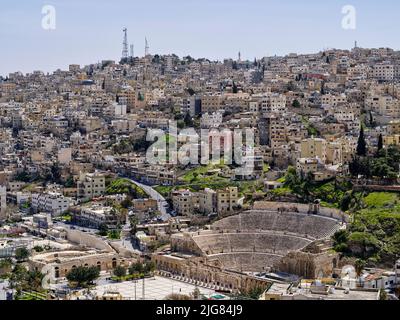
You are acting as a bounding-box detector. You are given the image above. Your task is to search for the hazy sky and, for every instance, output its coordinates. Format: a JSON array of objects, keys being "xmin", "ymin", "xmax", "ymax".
[{"xmin": 1, "ymin": 0, "xmax": 399, "ymax": 76}]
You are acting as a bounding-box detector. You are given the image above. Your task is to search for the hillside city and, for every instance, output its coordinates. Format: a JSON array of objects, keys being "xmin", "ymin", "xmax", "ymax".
[{"xmin": 1, "ymin": 41, "xmax": 400, "ymax": 301}]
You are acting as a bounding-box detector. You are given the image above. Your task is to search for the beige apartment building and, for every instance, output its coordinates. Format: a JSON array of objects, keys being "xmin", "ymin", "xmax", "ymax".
[
  {"xmin": 383, "ymin": 135, "xmax": 400, "ymax": 147},
  {"xmin": 172, "ymin": 187, "xmax": 240, "ymax": 216},
  {"xmin": 75, "ymin": 205, "xmax": 123, "ymax": 229},
  {"xmin": 77, "ymin": 172, "xmax": 106, "ymax": 201},
  {"xmin": 261, "ymin": 94, "xmax": 287, "ymax": 113},
  {"xmin": 301, "ymin": 138, "xmax": 327, "ymax": 163},
  {"xmin": 371, "ymin": 63, "xmax": 394, "ymax": 81},
  {"xmin": 0, "ymin": 186, "xmax": 6, "ymax": 220},
  {"xmin": 216, "ymin": 187, "xmax": 239, "ymax": 215},
  {"xmin": 387, "ymin": 120, "xmax": 400, "ymax": 135},
  {"xmin": 198, "ymin": 188, "xmax": 217, "ymax": 214},
  {"xmin": 201, "ymin": 94, "xmax": 224, "ymax": 113},
  {"xmin": 268, "ymin": 116, "xmax": 287, "ymax": 149},
  {"xmin": 326, "ymin": 142, "xmax": 343, "ymax": 165},
  {"xmin": 117, "ymin": 88, "xmax": 137, "ymax": 111},
  {"xmin": 366, "ymin": 95, "xmax": 400, "ymax": 117},
  {"xmin": 296, "ymin": 158, "xmax": 319, "ymax": 175},
  {"xmin": 321, "ymin": 93, "xmax": 347, "ymax": 106},
  {"xmin": 172, "ymin": 189, "xmax": 197, "ymax": 216}
]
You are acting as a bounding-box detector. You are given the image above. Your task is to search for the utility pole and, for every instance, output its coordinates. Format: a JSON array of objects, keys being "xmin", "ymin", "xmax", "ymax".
[
  {"xmin": 142, "ymin": 276, "xmax": 145, "ymax": 300},
  {"xmin": 134, "ymin": 280, "xmax": 137, "ymax": 300}
]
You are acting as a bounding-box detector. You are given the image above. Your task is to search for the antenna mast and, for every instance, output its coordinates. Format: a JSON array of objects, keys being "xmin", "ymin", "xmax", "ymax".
[{"xmin": 122, "ymin": 28, "xmax": 129, "ymax": 59}]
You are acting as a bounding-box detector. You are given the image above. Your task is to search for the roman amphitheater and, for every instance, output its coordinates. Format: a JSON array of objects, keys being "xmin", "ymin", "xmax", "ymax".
[{"xmin": 169, "ymin": 202, "xmax": 347, "ymax": 276}]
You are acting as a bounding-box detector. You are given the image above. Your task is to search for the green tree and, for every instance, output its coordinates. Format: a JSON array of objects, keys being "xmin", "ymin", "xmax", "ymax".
[
  {"xmin": 129, "ymin": 216, "xmax": 139, "ymax": 236},
  {"xmin": 354, "ymin": 259, "xmax": 365, "ymax": 288},
  {"xmin": 232, "ymin": 81, "xmax": 238, "ymax": 94},
  {"xmin": 0, "ymin": 258, "xmax": 12, "ymax": 269},
  {"xmin": 47, "ymin": 162, "xmax": 62, "ymax": 183},
  {"xmin": 98, "ymin": 223, "xmax": 108, "ymax": 236},
  {"xmin": 144, "ymin": 261, "xmax": 156, "ymax": 274},
  {"xmin": 177, "ymin": 120, "xmax": 185, "ymax": 129},
  {"xmin": 113, "ymin": 266, "xmax": 127, "ymax": 278},
  {"xmin": 129, "ymin": 262, "xmax": 144, "ymax": 275},
  {"xmin": 339, "ymin": 192, "xmax": 352, "ymax": 212},
  {"xmin": 377, "ymin": 134, "xmax": 383, "ymax": 154},
  {"xmin": 356, "ymin": 126, "xmax": 367, "ymax": 156},
  {"xmin": 186, "ymin": 88, "xmax": 195, "ymax": 96},
  {"xmin": 108, "ymin": 229, "xmax": 121, "ymax": 240},
  {"xmin": 15, "ymin": 248, "xmax": 30, "ymax": 262},
  {"xmin": 120, "ymin": 198, "xmax": 133, "ymax": 209},
  {"xmin": 15, "ymin": 171, "xmax": 31, "ymax": 182},
  {"xmin": 64, "ymin": 175, "xmax": 75, "ymax": 188},
  {"xmin": 66, "ymin": 266, "xmax": 100, "ymax": 288},
  {"xmin": 379, "ymin": 290, "xmax": 388, "ymax": 300},
  {"xmin": 9, "ymin": 264, "xmax": 44, "ymax": 292},
  {"xmin": 184, "ymin": 112, "xmax": 193, "ymax": 127},
  {"xmin": 292, "ymin": 99, "xmax": 301, "ymax": 108},
  {"xmin": 33, "ymin": 246, "xmax": 44, "ymax": 253}
]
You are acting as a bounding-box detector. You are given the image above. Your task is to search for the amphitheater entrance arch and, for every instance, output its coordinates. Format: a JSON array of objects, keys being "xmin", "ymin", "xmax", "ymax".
[{"xmin": 112, "ymin": 258, "xmax": 117, "ymax": 268}]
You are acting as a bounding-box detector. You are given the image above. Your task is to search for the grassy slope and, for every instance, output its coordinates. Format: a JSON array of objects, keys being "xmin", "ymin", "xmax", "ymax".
[
  {"xmin": 106, "ymin": 178, "xmax": 147, "ymax": 198},
  {"xmin": 343, "ymin": 192, "xmax": 400, "ymax": 266}
]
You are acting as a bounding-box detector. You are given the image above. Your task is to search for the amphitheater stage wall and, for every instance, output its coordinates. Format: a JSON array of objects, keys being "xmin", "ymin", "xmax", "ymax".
[
  {"xmin": 274, "ymin": 251, "xmax": 339, "ymax": 279},
  {"xmin": 171, "ymin": 234, "xmax": 204, "ymax": 256},
  {"xmin": 152, "ymin": 254, "xmax": 271, "ymax": 293}
]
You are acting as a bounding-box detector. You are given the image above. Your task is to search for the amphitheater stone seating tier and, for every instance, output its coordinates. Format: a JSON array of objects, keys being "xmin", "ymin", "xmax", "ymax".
[
  {"xmin": 211, "ymin": 210, "xmax": 341, "ymax": 240},
  {"xmin": 207, "ymin": 253, "xmax": 283, "ymax": 273},
  {"xmin": 192, "ymin": 232, "xmax": 312, "ymax": 255},
  {"xmin": 183, "ymin": 209, "xmax": 342, "ymax": 273}
]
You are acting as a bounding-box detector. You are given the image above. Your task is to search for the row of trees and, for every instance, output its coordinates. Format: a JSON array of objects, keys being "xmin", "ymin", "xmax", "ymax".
[
  {"xmin": 9, "ymin": 264, "xmax": 44, "ymax": 295},
  {"xmin": 65, "ymin": 261, "xmax": 157, "ymax": 287},
  {"xmin": 350, "ymin": 144, "xmax": 400, "ymax": 179},
  {"xmin": 112, "ymin": 261, "xmax": 156, "ymax": 280}
]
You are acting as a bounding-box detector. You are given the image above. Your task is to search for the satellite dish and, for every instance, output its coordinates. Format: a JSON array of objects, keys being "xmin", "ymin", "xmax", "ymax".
[{"xmin": 341, "ymin": 265, "xmax": 356, "ymax": 278}]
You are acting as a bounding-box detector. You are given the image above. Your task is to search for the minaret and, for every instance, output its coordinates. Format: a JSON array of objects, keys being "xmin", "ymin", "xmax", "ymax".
[
  {"xmin": 238, "ymin": 51, "xmax": 241, "ymax": 62},
  {"xmin": 145, "ymin": 37, "xmax": 150, "ymax": 57},
  {"xmin": 130, "ymin": 44, "xmax": 134, "ymax": 58}
]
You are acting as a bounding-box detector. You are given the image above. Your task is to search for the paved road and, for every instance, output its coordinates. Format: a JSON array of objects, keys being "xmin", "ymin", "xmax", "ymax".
[
  {"xmin": 125, "ymin": 178, "xmax": 171, "ymax": 220},
  {"xmin": 54, "ymin": 221, "xmax": 98, "ymax": 234}
]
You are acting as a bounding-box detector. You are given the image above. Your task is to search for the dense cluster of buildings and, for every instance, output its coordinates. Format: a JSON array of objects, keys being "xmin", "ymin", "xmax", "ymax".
[{"xmin": 1, "ymin": 44, "xmax": 400, "ymax": 300}]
